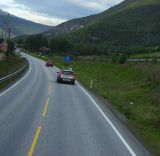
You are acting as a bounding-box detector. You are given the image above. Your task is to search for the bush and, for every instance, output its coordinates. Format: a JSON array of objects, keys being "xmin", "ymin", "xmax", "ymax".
[
  {"xmin": 119, "ymin": 55, "xmax": 127, "ymax": 64},
  {"xmin": 152, "ymin": 58, "xmax": 158, "ymax": 64},
  {"xmin": 6, "ymin": 40, "xmax": 15, "ymax": 56},
  {"xmin": 111, "ymin": 55, "xmax": 118, "ymax": 63}
]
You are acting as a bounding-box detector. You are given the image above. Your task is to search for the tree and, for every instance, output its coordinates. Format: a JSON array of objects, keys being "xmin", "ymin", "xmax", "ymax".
[
  {"xmin": 0, "ymin": 38, "xmax": 4, "ymax": 44},
  {"xmin": 6, "ymin": 39, "xmax": 15, "ymax": 56},
  {"xmin": 25, "ymin": 35, "xmax": 48, "ymax": 51},
  {"xmin": 17, "ymin": 39, "xmax": 24, "ymax": 44},
  {"xmin": 49, "ymin": 38, "xmax": 72, "ymax": 53},
  {"xmin": 119, "ymin": 54, "xmax": 127, "ymax": 64}
]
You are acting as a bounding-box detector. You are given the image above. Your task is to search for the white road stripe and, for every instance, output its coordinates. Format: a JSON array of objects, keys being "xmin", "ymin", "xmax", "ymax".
[
  {"xmin": 0, "ymin": 60, "xmax": 31, "ymax": 97},
  {"xmin": 77, "ymin": 82, "xmax": 136, "ymax": 156}
]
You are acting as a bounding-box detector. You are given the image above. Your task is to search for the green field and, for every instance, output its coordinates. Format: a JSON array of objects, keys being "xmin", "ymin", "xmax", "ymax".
[{"xmin": 62, "ymin": 60, "xmax": 160, "ymax": 156}]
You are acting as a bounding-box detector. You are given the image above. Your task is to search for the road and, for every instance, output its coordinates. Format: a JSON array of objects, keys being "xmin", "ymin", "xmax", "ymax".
[{"xmin": 0, "ymin": 53, "xmax": 151, "ymax": 156}]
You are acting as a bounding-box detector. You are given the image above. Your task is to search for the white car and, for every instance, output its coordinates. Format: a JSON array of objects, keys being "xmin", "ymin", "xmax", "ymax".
[{"xmin": 57, "ymin": 69, "xmax": 76, "ymax": 85}]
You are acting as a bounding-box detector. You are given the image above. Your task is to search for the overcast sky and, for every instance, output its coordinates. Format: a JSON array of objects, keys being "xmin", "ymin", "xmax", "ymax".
[{"xmin": 0, "ymin": 0, "xmax": 124, "ymax": 26}]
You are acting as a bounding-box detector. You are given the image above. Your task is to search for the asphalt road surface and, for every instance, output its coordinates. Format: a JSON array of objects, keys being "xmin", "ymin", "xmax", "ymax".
[{"xmin": 0, "ymin": 53, "xmax": 151, "ymax": 156}]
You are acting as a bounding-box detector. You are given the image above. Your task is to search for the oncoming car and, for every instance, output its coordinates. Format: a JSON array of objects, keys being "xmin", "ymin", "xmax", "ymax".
[
  {"xmin": 57, "ymin": 69, "xmax": 76, "ymax": 85},
  {"xmin": 46, "ymin": 60, "xmax": 54, "ymax": 67}
]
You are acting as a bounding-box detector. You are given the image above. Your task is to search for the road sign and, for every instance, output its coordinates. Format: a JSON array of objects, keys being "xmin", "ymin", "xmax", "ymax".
[{"xmin": 64, "ymin": 56, "xmax": 73, "ymax": 63}]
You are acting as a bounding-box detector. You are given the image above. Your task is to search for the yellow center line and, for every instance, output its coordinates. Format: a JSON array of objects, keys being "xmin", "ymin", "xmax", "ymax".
[
  {"xmin": 48, "ymin": 72, "xmax": 52, "ymax": 82},
  {"xmin": 42, "ymin": 98, "xmax": 49, "ymax": 118},
  {"xmin": 28, "ymin": 126, "xmax": 42, "ymax": 156}
]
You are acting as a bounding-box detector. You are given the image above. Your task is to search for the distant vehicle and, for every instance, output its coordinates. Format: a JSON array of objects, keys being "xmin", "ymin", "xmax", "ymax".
[
  {"xmin": 57, "ymin": 69, "xmax": 75, "ymax": 85},
  {"xmin": 46, "ymin": 60, "xmax": 54, "ymax": 67}
]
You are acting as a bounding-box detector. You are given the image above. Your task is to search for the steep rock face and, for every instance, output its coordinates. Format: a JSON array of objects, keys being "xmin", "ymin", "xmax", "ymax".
[{"xmin": 42, "ymin": 7, "xmax": 112, "ymax": 38}]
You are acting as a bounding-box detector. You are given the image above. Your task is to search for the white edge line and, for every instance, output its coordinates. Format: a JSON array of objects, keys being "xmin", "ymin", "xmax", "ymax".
[
  {"xmin": 0, "ymin": 60, "xmax": 31, "ymax": 97},
  {"xmin": 77, "ymin": 82, "xmax": 136, "ymax": 156}
]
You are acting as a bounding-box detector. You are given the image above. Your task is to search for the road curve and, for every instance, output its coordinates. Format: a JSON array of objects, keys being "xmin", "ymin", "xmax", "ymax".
[{"xmin": 0, "ymin": 53, "xmax": 151, "ymax": 156}]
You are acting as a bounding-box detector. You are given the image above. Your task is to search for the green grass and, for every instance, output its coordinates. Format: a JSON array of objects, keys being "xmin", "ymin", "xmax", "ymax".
[
  {"xmin": 0, "ymin": 54, "xmax": 25, "ymax": 90},
  {"xmin": 72, "ymin": 62, "xmax": 160, "ymax": 156},
  {"xmin": 131, "ymin": 51, "xmax": 160, "ymax": 58},
  {"xmin": 29, "ymin": 53, "xmax": 160, "ymax": 155},
  {"xmin": 0, "ymin": 55, "xmax": 25, "ymax": 77},
  {"xmin": 57, "ymin": 59, "xmax": 160, "ymax": 156}
]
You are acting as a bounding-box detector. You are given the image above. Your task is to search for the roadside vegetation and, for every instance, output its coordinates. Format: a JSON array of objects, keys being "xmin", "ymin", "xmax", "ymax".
[
  {"xmin": 29, "ymin": 52, "xmax": 160, "ymax": 156},
  {"xmin": 130, "ymin": 51, "xmax": 160, "ymax": 59},
  {"xmin": 0, "ymin": 39, "xmax": 26, "ymax": 90},
  {"xmin": 0, "ymin": 55, "xmax": 25, "ymax": 78},
  {"xmin": 72, "ymin": 61, "xmax": 160, "ymax": 156}
]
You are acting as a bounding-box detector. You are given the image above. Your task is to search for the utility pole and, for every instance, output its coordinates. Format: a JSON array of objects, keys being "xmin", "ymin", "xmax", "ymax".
[
  {"xmin": 6, "ymin": 13, "xmax": 10, "ymax": 40},
  {"xmin": 8, "ymin": 13, "xmax": 11, "ymax": 39},
  {"xmin": 3, "ymin": 13, "xmax": 10, "ymax": 41}
]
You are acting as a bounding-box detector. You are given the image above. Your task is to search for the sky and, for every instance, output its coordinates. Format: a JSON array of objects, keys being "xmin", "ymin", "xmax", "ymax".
[{"xmin": 0, "ymin": 0, "xmax": 124, "ymax": 26}]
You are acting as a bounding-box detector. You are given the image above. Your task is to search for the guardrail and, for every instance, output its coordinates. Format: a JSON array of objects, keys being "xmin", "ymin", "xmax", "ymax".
[
  {"xmin": 0, "ymin": 59, "xmax": 29, "ymax": 83},
  {"xmin": 127, "ymin": 58, "xmax": 160, "ymax": 62}
]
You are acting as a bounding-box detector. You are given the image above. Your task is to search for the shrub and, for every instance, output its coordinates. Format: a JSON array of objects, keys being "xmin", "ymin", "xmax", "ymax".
[{"xmin": 119, "ymin": 55, "xmax": 127, "ymax": 64}]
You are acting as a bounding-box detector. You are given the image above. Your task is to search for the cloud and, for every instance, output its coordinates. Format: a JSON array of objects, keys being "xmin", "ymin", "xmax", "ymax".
[
  {"xmin": 0, "ymin": 0, "xmax": 67, "ymax": 26},
  {"xmin": 0, "ymin": 0, "xmax": 124, "ymax": 25},
  {"xmin": 66, "ymin": 0, "xmax": 123, "ymax": 10},
  {"xmin": 13, "ymin": 0, "xmax": 95, "ymax": 19},
  {"xmin": 5, "ymin": 7, "xmax": 66, "ymax": 26}
]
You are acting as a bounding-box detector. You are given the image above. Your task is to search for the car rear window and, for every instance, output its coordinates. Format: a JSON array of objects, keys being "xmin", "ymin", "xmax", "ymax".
[
  {"xmin": 63, "ymin": 71, "xmax": 73, "ymax": 75},
  {"xmin": 47, "ymin": 60, "xmax": 52, "ymax": 63}
]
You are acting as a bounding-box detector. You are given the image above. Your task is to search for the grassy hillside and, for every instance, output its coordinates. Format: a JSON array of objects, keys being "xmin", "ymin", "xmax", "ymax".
[
  {"xmin": 43, "ymin": 8, "xmax": 109, "ymax": 38},
  {"xmin": 72, "ymin": 61, "xmax": 160, "ymax": 156},
  {"xmin": 62, "ymin": 0, "xmax": 160, "ymax": 54},
  {"xmin": 44, "ymin": 0, "xmax": 160, "ymax": 38}
]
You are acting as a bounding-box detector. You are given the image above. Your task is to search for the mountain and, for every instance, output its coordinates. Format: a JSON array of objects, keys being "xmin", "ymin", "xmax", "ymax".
[
  {"xmin": 0, "ymin": 9, "xmax": 52, "ymax": 37},
  {"xmin": 43, "ymin": 0, "xmax": 160, "ymax": 54},
  {"xmin": 42, "ymin": 11, "xmax": 106, "ymax": 38}
]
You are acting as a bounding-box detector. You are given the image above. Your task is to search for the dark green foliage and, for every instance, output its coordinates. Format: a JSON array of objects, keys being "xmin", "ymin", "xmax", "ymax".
[
  {"xmin": 6, "ymin": 39, "xmax": 15, "ymax": 56},
  {"xmin": 157, "ymin": 46, "xmax": 160, "ymax": 52},
  {"xmin": 49, "ymin": 38, "xmax": 72, "ymax": 53},
  {"xmin": 16, "ymin": 39, "xmax": 24, "ymax": 44},
  {"xmin": 119, "ymin": 55, "xmax": 127, "ymax": 64},
  {"xmin": 25, "ymin": 34, "xmax": 48, "ymax": 51},
  {"xmin": 0, "ymin": 38, "xmax": 4, "ymax": 44},
  {"xmin": 111, "ymin": 55, "xmax": 118, "ymax": 63},
  {"xmin": 152, "ymin": 58, "xmax": 158, "ymax": 64}
]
